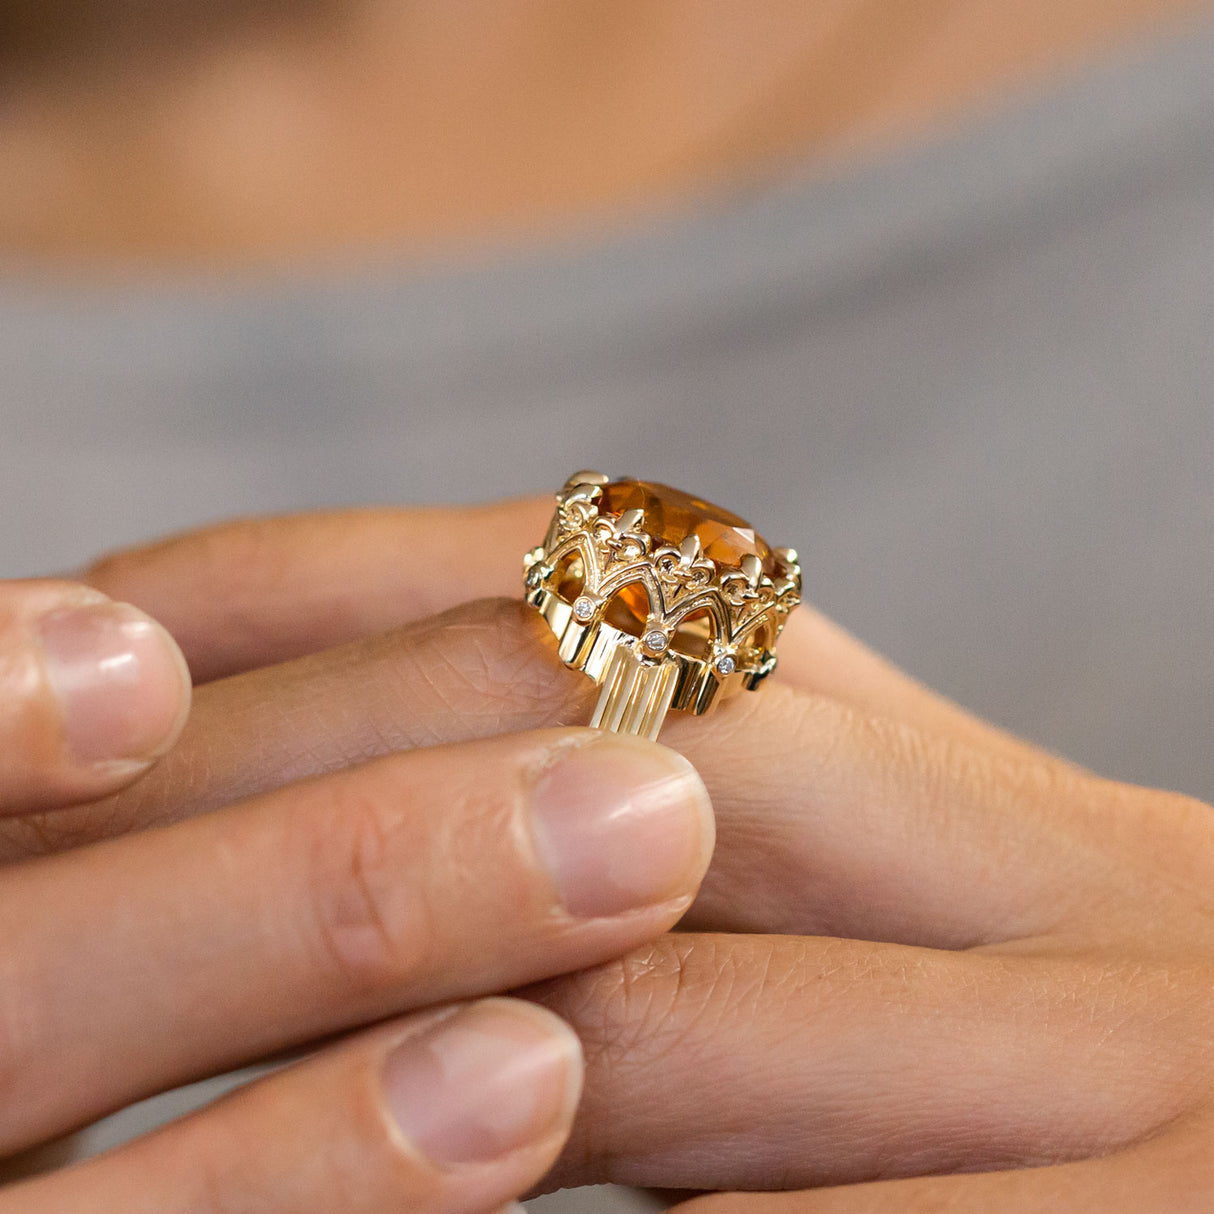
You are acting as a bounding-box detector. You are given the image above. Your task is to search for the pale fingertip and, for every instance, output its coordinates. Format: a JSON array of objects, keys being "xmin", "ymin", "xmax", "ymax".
[
  {"xmin": 37, "ymin": 601, "xmax": 193, "ymax": 771},
  {"xmin": 528, "ymin": 733, "xmax": 716, "ymax": 919},
  {"xmin": 382, "ymin": 999, "xmax": 583, "ymax": 1170}
]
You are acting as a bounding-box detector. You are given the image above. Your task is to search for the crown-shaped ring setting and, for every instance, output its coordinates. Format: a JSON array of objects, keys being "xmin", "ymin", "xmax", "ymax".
[{"xmin": 524, "ymin": 472, "xmax": 802, "ymax": 740}]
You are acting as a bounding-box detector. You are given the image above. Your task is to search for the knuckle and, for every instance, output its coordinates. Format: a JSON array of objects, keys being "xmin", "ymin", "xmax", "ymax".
[
  {"xmin": 537, "ymin": 935, "xmax": 785, "ymax": 1073},
  {"xmin": 291, "ymin": 767, "xmax": 436, "ymax": 998},
  {"xmin": 530, "ymin": 935, "xmax": 804, "ymax": 1186}
]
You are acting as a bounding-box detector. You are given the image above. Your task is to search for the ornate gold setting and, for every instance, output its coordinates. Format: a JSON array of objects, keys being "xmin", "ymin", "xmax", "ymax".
[{"xmin": 524, "ymin": 471, "xmax": 802, "ymax": 739}]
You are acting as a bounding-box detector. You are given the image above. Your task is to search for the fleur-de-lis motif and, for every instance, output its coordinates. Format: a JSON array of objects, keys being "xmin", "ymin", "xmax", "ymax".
[
  {"xmin": 653, "ymin": 534, "xmax": 717, "ymax": 591},
  {"xmin": 592, "ymin": 507, "xmax": 652, "ymax": 562},
  {"xmin": 769, "ymin": 548, "xmax": 802, "ymax": 614},
  {"xmin": 557, "ymin": 482, "xmax": 604, "ymax": 531},
  {"xmin": 720, "ymin": 551, "xmax": 765, "ymax": 606},
  {"xmin": 775, "ymin": 583, "xmax": 802, "ymax": 613}
]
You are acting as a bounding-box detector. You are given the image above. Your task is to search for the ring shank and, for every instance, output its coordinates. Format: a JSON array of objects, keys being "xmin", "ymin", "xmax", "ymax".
[{"xmin": 526, "ymin": 580, "xmax": 773, "ymax": 738}]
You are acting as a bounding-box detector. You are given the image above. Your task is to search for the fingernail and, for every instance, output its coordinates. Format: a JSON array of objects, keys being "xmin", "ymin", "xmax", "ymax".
[
  {"xmin": 383, "ymin": 999, "xmax": 582, "ymax": 1168},
  {"xmin": 529, "ymin": 735, "xmax": 714, "ymax": 919},
  {"xmin": 37, "ymin": 601, "xmax": 192, "ymax": 768}
]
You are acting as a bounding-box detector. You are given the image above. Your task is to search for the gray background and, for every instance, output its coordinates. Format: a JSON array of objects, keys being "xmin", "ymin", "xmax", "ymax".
[{"xmin": 2, "ymin": 11, "xmax": 1213, "ymax": 1209}]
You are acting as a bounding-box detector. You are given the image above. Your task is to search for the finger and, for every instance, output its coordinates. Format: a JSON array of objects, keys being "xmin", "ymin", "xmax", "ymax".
[
  {"xmin": 82, "ymin": 501, "xmax": 1038, "ymax": 760},
  {"xmin": 672, "ymin": 1116, "xmax": 1212, "ymax": 1213},
  {"xmin": 0, "ymin": 581, "xmax": 190, "ymax": 814},
  {"xmin": 524, "ymin": 934, "xmax": 1206, "ymax": 1195},
  {"xmin": 0, "ymin": 729, "xmax": 710, "ymax": 1152},
  {"xmin": 663, "ymin": 683, "xmax": 1152, "ymax": 947},
  {"xmin": 775, "ymin": 605, "xmax": 1049, "ymax": 762},
  {"xmin": 0, "ymin": 597, "xmax": 590, "ymax": 858},
  {"xmin": 6, "ymin": 999, "xmax": 582, "ymax": 1214},
  {"xmin": 81, "ymin": 501, "xmax": 553, "ymax": 683},
  {"xmin": 145, "ymin": 600, "xmax": 1136, "ymax": 949},
  {"xmin": 1, "ymin": 599, "xmax": 1107, "ymax": 951}
]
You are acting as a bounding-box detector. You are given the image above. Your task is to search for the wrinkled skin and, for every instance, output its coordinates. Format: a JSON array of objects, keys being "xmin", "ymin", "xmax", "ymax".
[{"xmin": 0, "ymin": 506, "xmax": 720, "ymax": 1213}]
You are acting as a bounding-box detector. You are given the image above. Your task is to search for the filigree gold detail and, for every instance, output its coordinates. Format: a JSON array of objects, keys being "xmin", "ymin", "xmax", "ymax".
[
  {"xmin": 525, "ymin": 471, "xmax": 802, "ymax": 737},
  {"xmin": 653, "ymin": 533, "xmax": 717, "ymax": 589}
]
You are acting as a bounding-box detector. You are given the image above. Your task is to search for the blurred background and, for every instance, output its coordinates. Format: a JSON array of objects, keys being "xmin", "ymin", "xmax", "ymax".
[{"xmin": 3, "ymin": 3, "xmax": 1214, "ymax": 1209}]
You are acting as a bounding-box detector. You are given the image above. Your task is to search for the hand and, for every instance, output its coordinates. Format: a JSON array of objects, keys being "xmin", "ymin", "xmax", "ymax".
[
  {"xmin": 73, "ymin": 501, "xmax": 1214, "ymax": 1211},
  {"xmin": 0, "ymin": 573, "xmax": 714, "ymax": 1212},
  {"xmin": 10, "ymin": 500, "xmax": 1010, "ymax": 859}
]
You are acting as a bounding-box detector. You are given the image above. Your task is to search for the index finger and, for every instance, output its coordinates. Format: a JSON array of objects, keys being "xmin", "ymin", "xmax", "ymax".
[{"xmin": 82, "ymin": 500, "xmax": 553, "ymax": 683}]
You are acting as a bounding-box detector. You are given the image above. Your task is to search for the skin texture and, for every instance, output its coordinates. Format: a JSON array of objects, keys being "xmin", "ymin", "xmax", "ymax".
[
  {"xmin": 21, "ymin": 498, "xmax": 1212, "ymax": 1211},
  {"xmin": 6, "ymin": 1000, "xmax": 585, "ymax": 1214},
  {"xmin": 0, "ymin": 569, "xmax": 721, "ymax": 1210}
]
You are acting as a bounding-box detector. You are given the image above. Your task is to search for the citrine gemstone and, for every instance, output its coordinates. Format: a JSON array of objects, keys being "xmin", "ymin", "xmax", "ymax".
[{"xmin": 597, "ymin": 480, "xmax": 775, "ymax": 573}]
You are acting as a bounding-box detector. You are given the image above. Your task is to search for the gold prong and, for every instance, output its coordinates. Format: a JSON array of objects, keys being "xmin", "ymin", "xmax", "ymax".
[{"xmin": 564, "ymin": 470, "xmax": 610, "ymax": 489}]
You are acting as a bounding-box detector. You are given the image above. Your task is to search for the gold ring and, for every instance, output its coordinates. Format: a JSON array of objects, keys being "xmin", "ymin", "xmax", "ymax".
[{"xmin": 524, "ymin": 471, "xmax": 802, "ymax": 740}]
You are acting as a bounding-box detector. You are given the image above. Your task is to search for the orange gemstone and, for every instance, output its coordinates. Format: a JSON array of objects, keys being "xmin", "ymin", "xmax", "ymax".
[{"xmin": 597, "ymin": 480, "xmax": 775, "ymax": 573}]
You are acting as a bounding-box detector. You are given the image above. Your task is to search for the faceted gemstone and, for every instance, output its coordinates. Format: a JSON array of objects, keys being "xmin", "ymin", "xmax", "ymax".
[
  {"xmin": 594, "ymin": 480, "xmax": 778, "ymax": 648},
  {"xmin": 597, "ymin": 480, "xmax": 775, "ymax": 572}
]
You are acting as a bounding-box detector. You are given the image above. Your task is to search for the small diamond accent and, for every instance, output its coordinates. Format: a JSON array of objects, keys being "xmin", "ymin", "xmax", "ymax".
[
  {"xmin": 642, "ymin": 630, "xmax": 670, "ymax": 654},
  {"xmin": 715, "ymin": 654, "xmax": 737, "ymax": 676},
  {"xmin": 572, "ymin": 596, "xmax": 596, "ymax": 623}
]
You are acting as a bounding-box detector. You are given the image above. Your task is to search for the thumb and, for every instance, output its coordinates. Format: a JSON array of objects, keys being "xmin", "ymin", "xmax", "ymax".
[{"xmin": 0, "ymin": 580, "xmax": 191, "ymax": 814}]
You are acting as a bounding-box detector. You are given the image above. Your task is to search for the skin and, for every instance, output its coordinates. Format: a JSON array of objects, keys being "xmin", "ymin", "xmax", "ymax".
[
  {"xmin": 1, "ymin": 500, "xmax": 1209, "ymax": 1209},
  {"xmin": 1, "ymin": 0, "xmax": 1212, "ymax": 267},
  {"xmin": 0, "ymin": 569, "xmax": 717, "ymax": 1210}
]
